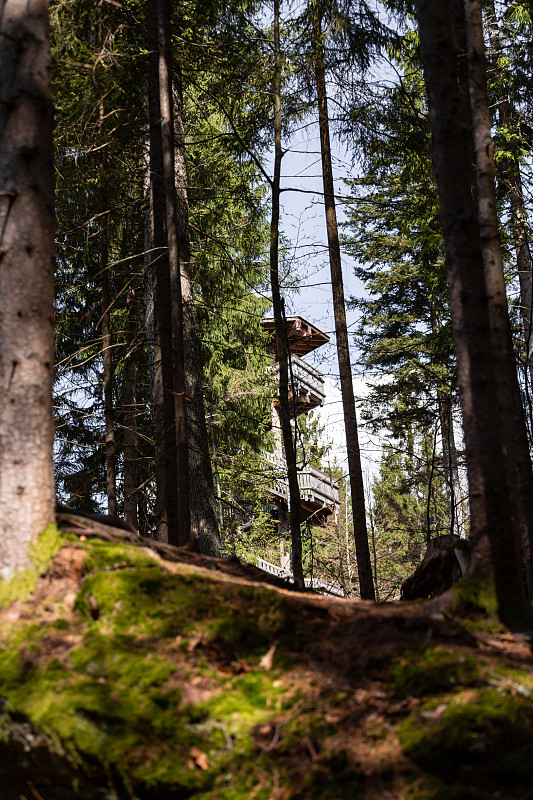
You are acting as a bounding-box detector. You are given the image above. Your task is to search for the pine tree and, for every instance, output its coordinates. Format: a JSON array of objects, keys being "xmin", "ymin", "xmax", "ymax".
[
  {"xmin": 0, "ymin": 0, "xmax": 55, "ymax": 569},
  {"xmin": 371, "ymin": 427, "xmax": 448, "ymax": 600}
]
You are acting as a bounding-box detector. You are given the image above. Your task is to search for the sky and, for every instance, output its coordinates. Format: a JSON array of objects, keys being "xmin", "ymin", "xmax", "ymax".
[{"xmin": 275, "ymin": 117, "xmax": 386, "ymax": 487}]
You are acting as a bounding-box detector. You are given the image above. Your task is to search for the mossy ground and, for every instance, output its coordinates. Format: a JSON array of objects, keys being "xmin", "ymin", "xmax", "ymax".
[{"xmin": 0, "ymin": 531, "xmax": 532, "ymax": 799}]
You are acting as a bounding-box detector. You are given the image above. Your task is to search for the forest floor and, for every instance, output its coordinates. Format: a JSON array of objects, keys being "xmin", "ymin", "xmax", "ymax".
[{"xmin": 1, "ymin": 523, "xmax": 532, "ymax": 800}]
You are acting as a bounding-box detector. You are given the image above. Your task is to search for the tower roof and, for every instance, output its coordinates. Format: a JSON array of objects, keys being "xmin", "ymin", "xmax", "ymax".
[{"xmin": 262, "ymin": 315, "xmax": 329, "ymax": 357}]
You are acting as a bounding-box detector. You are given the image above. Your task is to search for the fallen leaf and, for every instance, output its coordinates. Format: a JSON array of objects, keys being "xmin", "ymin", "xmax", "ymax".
[
  {"xmin": 187, "ymin": 635, "xmax": 203, "ymax": 652},
  {"xmin": 189, "ymin": 746, "xmax": 209, "ymax": 770},
  {"xmin": 257, "ymin": 724, "xmax": 273, "ymax": 736},
  {"xmin": 324, "ymin": 711, "xmax": 345, "ymax": 724},
  {"xmin": 63, "ymin": 592, "xmax": 77, "ymax": 610},
  {"xmin": 259, "ymin": 643, "xmax": 277, "ymax": 670},
  {"xmin": 420, "ymin": 703, "xmax": 448, "ymax": 722},
  {"xmin": 231, "ymin": 658, "xmax": 250, "ymax": 673}
]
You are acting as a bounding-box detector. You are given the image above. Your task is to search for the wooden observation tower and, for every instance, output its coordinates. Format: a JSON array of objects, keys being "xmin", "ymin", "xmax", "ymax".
[{"xmin": 261, "ymin": 315, "xmax": 340, "ymax": 540}]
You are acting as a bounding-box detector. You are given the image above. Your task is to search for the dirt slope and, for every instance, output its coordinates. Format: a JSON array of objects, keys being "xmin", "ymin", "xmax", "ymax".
[{"xmin": 0, "ymin": 525, "xmax": 532, "ymax": 800}]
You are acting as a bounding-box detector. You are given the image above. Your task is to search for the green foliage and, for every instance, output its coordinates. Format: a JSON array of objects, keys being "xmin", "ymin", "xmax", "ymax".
[
  {"xmin": 343, "ymin": 44, "xmax": 455, "ymax": 437},
  {"xmin": 371, "ymin": 424, "xmax": 449, "ymax": 600},
  {"xmin": 50, "ymin": 0, "xmax": 277, "ymax": 525}
]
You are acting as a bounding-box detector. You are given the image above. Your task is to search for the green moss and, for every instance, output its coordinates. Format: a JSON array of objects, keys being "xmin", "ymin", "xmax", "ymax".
[
  {"xmin": 293, "ymin": 751, "xmax": 364, "ymax": 800},
  {"xmin": 450, "ymin": 576, "xmax": 498, "ymax": 619},
  {"xmin": 0, "ymin": 628, "xmax": 217, "ymax": 787},
  {"xmin": 389, "ymin": 647, "xmax": 480, "ymax": 698},
  {"xmin": 199, "ymin": 672, "xmax": 283, "ymax": 737},
  {"xmin": 28, "ymin": 525, "xmax": 63, "ymax": 573},
  {"xmin": 399, "ymin": 689, "xmax": 533, "ymax": 788},
  {"xmin": 0, "ymin": 625, "xmax": 45, "ymax": 687},
  {"xmin": 0, "ymin": 526, "xmax": 63, "ymax": 608},
  {"xmin": 0, "ymin": 568, "xmax": 38, "ymax": 608},
  {"xmin": 52, "ymin": 618, "xmax": 70, "ymax": 630},
  {"xmin": 79, "ymin": 539, "xmax": 161, "ymax": 573},
  {"xmin": 75, "ymin": 564, "xmax": 205, "ymax": 637}
]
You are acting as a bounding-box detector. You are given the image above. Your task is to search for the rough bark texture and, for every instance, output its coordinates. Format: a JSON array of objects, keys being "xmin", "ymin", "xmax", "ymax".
[
  {"xmin": 270, "ymin": 0, "xmax": 303, "ymax": 585},
  {"xmin": 147, "ymin": 0, "xmax": 179, "ymax": 542},
  {"xmin": 437, "ymin": 392, "xmax": 465, "ymax": 538},
  {"xmin": 122, "ymin": 358, "xmax": 139, "ymax": 531},
  {"xmin": 485, "ymin": 3, "xmax": 533, "ymax": 390},
  {"xmin": 508, "ymin": 169, "xmax": 533, "ymax": 382},
  {"xmin": 312, "ymin": 0, "xmax": 375, "ymax": 600},
  {"xmin": 429, "ymin": 300, "xmax": 465, "ymax": 539},
  {"xmin": 156, "ymin": 0, "xmax": 191, "ymax": 546},
  {"xmin": 173, "ymin": 73, "xmax": 220, "ymax": 556},
  {"xmin": 98, "ymin": 93, "xmax": 117, "ymax": 517},
  {"xmin": 0, "ymin": 0, "xmax": 55, "ymax": 574},
  {"xmin": 465, "ymin": 0, "xmax": 533, "ymax": 598},
  {"xmin": 415, "ymin": 0, "xmax": 529, "ymax": 627}
]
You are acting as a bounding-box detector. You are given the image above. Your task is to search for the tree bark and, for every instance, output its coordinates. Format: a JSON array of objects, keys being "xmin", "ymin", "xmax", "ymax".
[
  {"xmin": 312, "ymin": 0, "xmax": 375, "ymax": 600},
  {"xmin": 173, "ymin": 71, "xmax": 220, "ymax": 556},
  {"xmin": 415, "ymin": 0, "xmax": 530, "ymax": 627},
  {"xmin": 428, "ymin": 299, "xmax": 465, "ymax": 538},
  {"xmin": 270, "ymin": 0, "xmax": 304, "ymax": 586},
  {"xmin": 485, "ymin": 3, "xmax": 533, "ymax": 390},
  {"xmin": 147, "ymin": 0, "xmax": 179, "ymax": 542},
  {"xmin": 464, "ymin": 0, "xmax": 533, "ymax": 597},
  {"xmin": 123, "ymin": 285, "xmax": 139, "ymax": 531},
  {"xmin": 0, "ymin": 0, "xmax": 55, "ymax": 573},
  {"xmin": 156, "ymin": 0, "xmax": 191, "ymax": 546},
  {"xmin": 123, "ymin": 366, "xmax": 138, "ymax": 531},
  {"xmin": 98, "ymin": 91, "xmax": 117, "ymax": 517},
  {"xmin": 437, "ymin": 392, "xmax": 465, "ymax": 538}
]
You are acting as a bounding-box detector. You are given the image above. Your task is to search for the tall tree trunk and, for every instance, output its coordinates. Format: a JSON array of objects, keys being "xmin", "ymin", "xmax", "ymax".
[
  {"xmin": 429, "ymin": 301, "xmax": 465, "ymax": 538},
  {"xmin": 173, "ymin": 71, "xmax": 220, "ymax": 556},
  {"xmin": 437, "ymin": 392, "xmax": 465, "ymax": 537},
  {"xmin": 508, "ymin": 169, "xmax": 533, "ymax": 386},
  {"xmin": 98, "ymin": 89, "xmax": 117, "ymax": 517},
  {"xmin": 270, "ymin": 0, "xmax": 304, "ymax": 586},
  {"xmin": 415, "ymin": 0, "xmax": 530, "ymax": 627},
  {"xmin": 147, "ymin": 0, "xmax": 179, "ymax": 542},
  {"xmin": 0, "ymin": 0, "xmax": 55, "ymax": 572},
  {"xmin": 123, "ymin": 286, "xmax": 139, "ymax": 531},
  {"xmin": 312, "ymin": 0, "xmax": 375, "ymax": 600},
  {"xmin": 464, "ymin": 0, "xmax": 533, "ymax": 597},
  {"xmin": 123, "ymin": 361, "xmax": 139, "ymax": 530},
  {"xmin": 485, "ymin": 3, "xmax": 533, "ymax": 390},
  {"xmin": 156, "ymin": 0, "xmax": 191, "ymax": 546}
]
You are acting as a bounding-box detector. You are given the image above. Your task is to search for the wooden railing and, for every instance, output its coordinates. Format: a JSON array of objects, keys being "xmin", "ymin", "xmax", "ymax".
[
  {"xmin": 263, "ymin": 452, "xmax": 339, "ymax": 509},
  {"xmin": 257, "ymin": 558, "xmax": 345, "ymax": 597}
]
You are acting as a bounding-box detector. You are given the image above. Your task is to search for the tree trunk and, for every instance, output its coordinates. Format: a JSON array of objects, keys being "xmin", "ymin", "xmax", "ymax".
[
  {"xmin": 464, "ymin": 0, "xmax": 533, "ymax": 598},
  {"xmin": 485, "ymin": 2, "xmax": 533, "ymax": 390},
  {"xmin": 429, "ymin": 299, "xmax": 465, "ymax": 539},
  {"xmin": 98, "ymin": 91, "xmax": 117, "ymax": 517},
  {"xmin": 508, "ymin": 168, "xmax": 533, "ymax": 386},
  {"xmin": 437, "ymin": 392, "xmax": 465, "ymax": 538},
  {"xmin": 415, "ymin": 0, "xmax": 529, "ymax": 627},
  {"xmin": 156, "ymin": 0, "xmax": 191, "ymax": 546},
  {"xmin": 147, "ymin": 0, "xmax": 179, "ymax": 542},
  {"xmin": 123, "ymin": 285, "xmax": 139, "ymax": 531},
  {"xmin": 270, "ymin": 0, "xmax": 304, "ymax": 586},
  {"xmin": 173, "ymin": 71, "xmax": 220, "ymax": 556},
  {"xmin": 0, "ymin": 0, "xmax": 55, "ymax": 573},
  {"xmin": 123, "ymin": 368, "xmax": 138, "ymax": 531},
  {"xmin": 312, "ymin": 0, "xmax": 375, "ymax": 600}
]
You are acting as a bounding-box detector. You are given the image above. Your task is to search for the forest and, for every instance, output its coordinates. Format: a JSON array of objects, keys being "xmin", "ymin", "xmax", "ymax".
[{"xmin": 2, "ymin": 0, "xmax": 533, "ymax": 797}]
